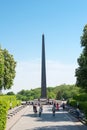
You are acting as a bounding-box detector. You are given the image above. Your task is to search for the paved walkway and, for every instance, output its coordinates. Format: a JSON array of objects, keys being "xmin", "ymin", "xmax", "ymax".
[{"xmin": 6, "ymin": 105, "xmax": 87, "ymax": 130}]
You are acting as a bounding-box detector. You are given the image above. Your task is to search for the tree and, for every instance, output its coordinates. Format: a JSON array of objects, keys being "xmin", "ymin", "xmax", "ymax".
[
  {"xmin": 7, "ymin": 91, "xmax": 15, "ymax": 95},
  {"xmin": 56, "ymin": 91, "xmax": 62, "ymax": 100},
  {"xmin": 75, "ymin": 24, "xmax": 87, "ymax": 91},
  {"xmin": 0, "ymin": 47, "xmax": 4, "ymax": 91},
  {"xmin": 0, "ymin": 48, "xmax": 16, "ymax": 90}
]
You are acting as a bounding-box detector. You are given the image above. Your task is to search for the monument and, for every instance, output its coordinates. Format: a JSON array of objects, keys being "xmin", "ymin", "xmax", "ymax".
[{"xmin": 41, "ymin": 34, "xmax": 47, "ymax": 98}]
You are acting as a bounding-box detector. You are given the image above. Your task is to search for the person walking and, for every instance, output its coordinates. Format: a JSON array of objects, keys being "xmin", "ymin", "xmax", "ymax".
[
  {"xmin": 39, "ymin": 105, "xmax": 43, "ymax": 117},
  {"xmin": 52, "ymin": 104, "xmax": 56, "ymax": 116},
  {"xmin": 56, "ymin": 103, "xmax": 59, "ymax": 110},
  {"xmin": 62, "ymin": 102, "xmax": 65, "ymax": 110},
  {"xmin": 33, "ymin": 105, "xmax": 37, "ymax": 113}
]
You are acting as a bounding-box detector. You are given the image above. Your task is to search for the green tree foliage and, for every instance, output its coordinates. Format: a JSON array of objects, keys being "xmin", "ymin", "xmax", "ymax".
[
  {"xmin": 54, "ymin": 84, "xmax": 80, "ymax": 100},
  {"xmin": 47, "ymin": 87, "xmax": 56, "ymax": 99},
  {"xmin": 0, "ymin": 47, "xmax": 4, "ymax": 91},
  {"xmin": 17, "ymin": 88, "xmax": 41, "ymax": 101},
  {"xmin": 7, "ymin": 91, "xmax": 15, "ymax": 95},
  {"xmin": 16, "ymin": 87, "xmax": 56, "ymax": 101},
  {"xmin": 0, "ymin": 48, "xmax": 16, "ymax": 90},
  {"xmin": 16, "ymin": 85, "xmax": 80, "ymax": 101},
  {"xmin": 75, "ymin": 24, "xmax": 87, "ymax": 91}
]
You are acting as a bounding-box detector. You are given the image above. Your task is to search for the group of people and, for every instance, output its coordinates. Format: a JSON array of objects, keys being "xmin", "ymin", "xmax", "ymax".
[
  {"xmin": 33, "ymin": 104, "xmax": 43, "ymax": 117},
  {"xmin": 33, "ymin": 102, "xmax": 65, "ymax": 117},
  {"xmin": 52, "ymin": 102, "xmax": 65, "ymax": 116},
  {"xmin": 33, "ymin": 101, "xmax": 82, "ymax": 119}
]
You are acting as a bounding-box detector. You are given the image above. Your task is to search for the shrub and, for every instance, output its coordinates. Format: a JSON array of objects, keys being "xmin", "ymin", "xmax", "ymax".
[
  {"xmin": 0, "ymin": 100, "xmax": 8, "ymax": 130},
  {"xmin": 0, "ymin": 95, "xmax": 21, "ymax": 130},
  {"xmin": 73, "ymin": 93, "xmax": 87, "ymax": 101},
  {"xmin": 79, "ymin": 101, "xmax": 87, "ymax": 119},
  {"xmin": 68, "ymin": 99, "xmax": 77, "ymax": 107}
]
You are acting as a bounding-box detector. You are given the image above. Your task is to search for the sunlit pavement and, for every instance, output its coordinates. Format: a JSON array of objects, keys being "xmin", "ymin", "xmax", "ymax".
[{"xmin": 6, "ymin": 105, "xmax": 87, "ymax": 130}]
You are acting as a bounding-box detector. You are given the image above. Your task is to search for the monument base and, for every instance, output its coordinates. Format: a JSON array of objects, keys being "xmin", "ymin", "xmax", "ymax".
[
  {"xmin": 40, "ymin": 98, "xmax": 48, "ymax": 105},
  {"xmin": 34, "ymin": 98, "xmax": 48, "ymax": 105}
]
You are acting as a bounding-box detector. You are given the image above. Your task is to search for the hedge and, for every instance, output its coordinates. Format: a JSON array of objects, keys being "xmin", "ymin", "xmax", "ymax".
[
  {"xmin": 0, "ymin": 95, "xmax": 21, "ymax": 130},
  {"xmin": 0, "ymin": 100, "xmax": 8, "ymax": 130}
]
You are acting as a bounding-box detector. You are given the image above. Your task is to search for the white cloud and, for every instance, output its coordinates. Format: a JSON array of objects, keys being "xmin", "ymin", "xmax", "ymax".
[{"xmin": 3, "ymin": 60, "xmax": 78, "ymax": 94}]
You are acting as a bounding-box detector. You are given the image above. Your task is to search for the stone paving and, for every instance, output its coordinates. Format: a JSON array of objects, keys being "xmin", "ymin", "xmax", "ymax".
[{"xmin": 6, "ymin": 105, "xmax": 87, "ymax": 130}]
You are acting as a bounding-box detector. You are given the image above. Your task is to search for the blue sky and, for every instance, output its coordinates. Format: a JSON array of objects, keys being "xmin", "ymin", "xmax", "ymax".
[{"xmin": 0, "ymin": 0, "xmax": 87, "ymax": 93}]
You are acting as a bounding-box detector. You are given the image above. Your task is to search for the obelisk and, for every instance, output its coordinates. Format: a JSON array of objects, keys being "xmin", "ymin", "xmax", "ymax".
[{"xmin": 41, "ymin": 34, "xmax": 47, "ymax": 98}]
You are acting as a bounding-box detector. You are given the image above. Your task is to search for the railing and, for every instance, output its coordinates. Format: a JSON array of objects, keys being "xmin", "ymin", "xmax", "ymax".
[{"xmin": 66, "ymin": 105, "xmax": 87, "ymax": 124}]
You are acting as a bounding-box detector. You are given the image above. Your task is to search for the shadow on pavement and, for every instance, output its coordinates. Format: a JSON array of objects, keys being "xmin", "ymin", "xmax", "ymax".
[
  {"xmin": 25, "ymin": 124, "xmax": 87, "ymax": 130},
  {"xmin": 23, "ymin": 112, "xmax": 79, "ymax": 122},
  {"xmin": 23, "ymin": 107, "xmax": 87, "ymax": 130}
]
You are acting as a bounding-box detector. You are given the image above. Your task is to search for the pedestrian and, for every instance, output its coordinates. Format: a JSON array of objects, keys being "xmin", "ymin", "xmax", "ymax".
[
  {"xmin": 33, "ymin": 105, "xmax": 37, "ymax": 113},
  {"xmin": 52, "ymin": 104, "xmax": 56, "ymax": 116},
  {"xmin": 56, "ymin": 103, "xmax": 59, "ymax": 110},
  {"xmin": 39, "ymin": 105, "xmax": 43, "ymax": 117},
  {"xmin": 62, "ymin": 102, "xmax": 65, "ymax": 110}
]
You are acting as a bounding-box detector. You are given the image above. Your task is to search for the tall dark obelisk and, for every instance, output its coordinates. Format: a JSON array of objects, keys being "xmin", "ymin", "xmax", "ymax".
[{"xmin": 41, "ymin": 34, "xmax": 47, "ymax": 98}]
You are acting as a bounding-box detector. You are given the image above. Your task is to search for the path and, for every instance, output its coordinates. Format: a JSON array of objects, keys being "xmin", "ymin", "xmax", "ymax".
[{"xmin": 6, "ymin": 105, "xmax": 87, "ymax": 130}]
